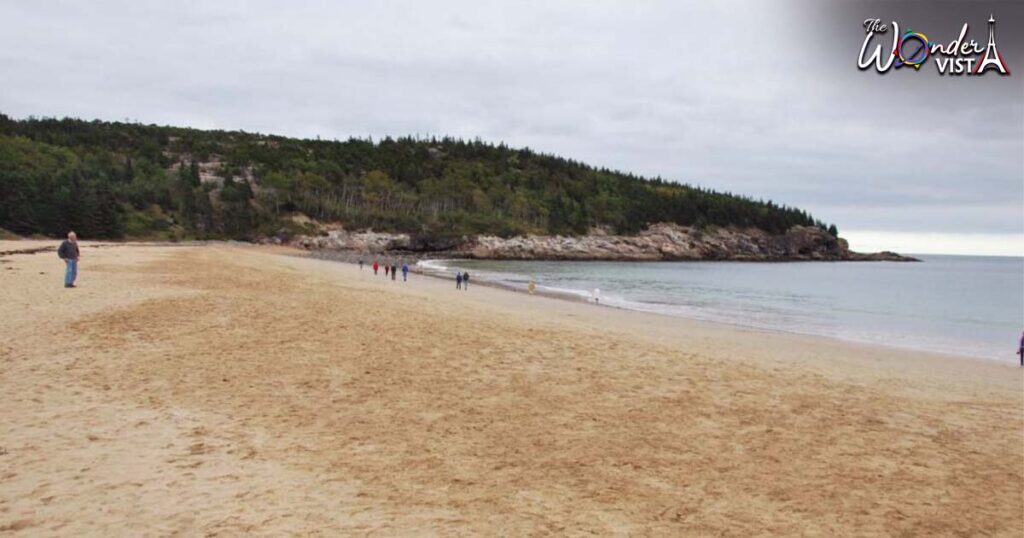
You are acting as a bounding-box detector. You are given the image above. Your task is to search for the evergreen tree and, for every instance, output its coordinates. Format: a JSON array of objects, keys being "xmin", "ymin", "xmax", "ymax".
[
  {"xmin": 122, "ymin": 157, "xmax": 134, "ymax": 183},
  {"xmin": 0, "ymin": 115, "xmax": 833, "ymax": 240}
]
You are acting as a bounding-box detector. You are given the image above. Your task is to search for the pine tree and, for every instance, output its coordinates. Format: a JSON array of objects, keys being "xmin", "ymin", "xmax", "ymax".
[
  {"xmin": 122, "ymin": 157, "xmax": 134, "ymax": 183},
  {"xmin": 189, "ymin": 160, "xmax": 201, "ymax": 187}
]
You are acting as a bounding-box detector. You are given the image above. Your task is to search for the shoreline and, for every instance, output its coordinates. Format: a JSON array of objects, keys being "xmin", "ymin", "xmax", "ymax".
[
  {"xmin": 5, "ymin": 240, "xmax": 1014, "ymax": 365},
  {"xmin": 303, "ymin": 252, "xmax": 1015, "ymax": 365},
  {"xmin": 278, "ymin": 246, "xmax": 1019, "ymax": 381}
]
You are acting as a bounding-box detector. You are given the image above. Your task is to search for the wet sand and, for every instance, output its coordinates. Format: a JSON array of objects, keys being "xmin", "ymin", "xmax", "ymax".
[{"xmin": 1, "ymin": 241, "xmax": 1021, "ymax": 536}]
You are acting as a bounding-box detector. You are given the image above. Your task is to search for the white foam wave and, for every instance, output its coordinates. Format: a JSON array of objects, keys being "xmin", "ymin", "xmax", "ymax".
[{"xmin": 416, "ymin": 259, "xmax": 451, "ymax": 273}]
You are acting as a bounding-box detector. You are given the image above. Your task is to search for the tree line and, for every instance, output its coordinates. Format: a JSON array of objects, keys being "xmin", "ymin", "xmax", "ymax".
[{"xmin": 0, "ymin": 114, "xmax": 838, "ymax": 241}]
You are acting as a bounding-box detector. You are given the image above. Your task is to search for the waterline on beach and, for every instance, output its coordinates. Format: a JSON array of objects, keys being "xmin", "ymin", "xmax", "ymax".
[{"xmin": 417, "ymin": 256, "xmax": 1023, "ymax": 362}]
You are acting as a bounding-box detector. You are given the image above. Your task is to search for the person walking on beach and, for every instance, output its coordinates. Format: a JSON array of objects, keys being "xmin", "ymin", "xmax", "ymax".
[
  {"xmin": 373, "ymin": 260, "xmax": 379, "ymax": 275},
  {"xmin": 385, "ymin": 264, "xmax": 390, "ymax": 277},
  {"xmin": 462, "ymin": 271, "xmax": 470, "ymax": 290},
  {"xmin": 359, "ymin": 258, "xmax": 364, "ymax": 270},
  {"xmin": 57, "ymin": 231, "xmax": 80, "ymax": 288},
  {"xmin": 401, "ymin": 263, "xmax": 409, "ymax": 281},
  {"xmin": 456, "ymin": 271, "xmax": 463, "ymax": 290},
  {"xmin": 1017, "ymin": 330, "xmax": 1024, "ymax": 367},
  {"xmin": 391, "ymin": 263, "xmax": 397, "ymax": 281}
]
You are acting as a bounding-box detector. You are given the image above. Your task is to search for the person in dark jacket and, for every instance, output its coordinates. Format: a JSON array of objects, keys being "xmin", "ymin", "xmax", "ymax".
[
  {"xmin": 401, "ymin": 263, "xmax": 409, "ymax": 281},
  {"xmin": 1017, "ymin": 330, "xmax": 1024, "ymax": 367},
  {"xmin": 391, "ymin": 263, "xmax": 397, "ymax": 280},
  {"xmin": 462, "ymin": 271, "xmax": 470, "ymax": 290},
  {"xmin": 57, "ymin": 231, "xmax": 80, "ymax": 288},
  {"xmin": 456, "ymin": 272, "xmax": 463, "ymax": 290}
]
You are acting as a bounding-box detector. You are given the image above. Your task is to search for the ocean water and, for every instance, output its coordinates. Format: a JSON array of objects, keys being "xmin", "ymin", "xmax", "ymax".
[{"xmin": 419, "ymin": 256, "xmax": 1024, "ymax": 362}]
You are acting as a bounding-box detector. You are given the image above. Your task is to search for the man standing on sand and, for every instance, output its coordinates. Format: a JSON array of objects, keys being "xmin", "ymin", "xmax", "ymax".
[
  {"xmin": 462, "ymin": 271, "xmax": 470, "ymax": 290},
  {"xmin": 391, "ymin": 263, "xmax": 397, "ymax": 281},
  {"xmin": 456, "ymin": 271, "xmax": 463, "ymax": 290},
  {"xmin": 401, "ymin": 263, "xmax": 409, "ymax": 281},
  {"xmin": 57, "ymin": 231, "xmax": 80, "ymax": 288}
]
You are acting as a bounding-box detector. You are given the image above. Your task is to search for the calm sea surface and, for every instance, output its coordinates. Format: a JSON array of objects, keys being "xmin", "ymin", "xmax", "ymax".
[{"xmin": 420, "ymin": 256, "xmax": 1024, "ymax": 362}]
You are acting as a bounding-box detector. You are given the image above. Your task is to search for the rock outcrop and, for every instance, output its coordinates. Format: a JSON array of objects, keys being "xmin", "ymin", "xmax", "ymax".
[
  {"xmin": 295, "ymin": 229, "xmax": 411, "ymax": 252},
  {"xmin": 294, "ymin": 223, "xmax": 918, "ymax": 262}
]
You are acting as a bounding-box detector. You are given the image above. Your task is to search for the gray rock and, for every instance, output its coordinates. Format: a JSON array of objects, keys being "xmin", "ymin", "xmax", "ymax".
[{"xmin": 293, "ymin": 223, "xmax": 918, "ymax": 262}]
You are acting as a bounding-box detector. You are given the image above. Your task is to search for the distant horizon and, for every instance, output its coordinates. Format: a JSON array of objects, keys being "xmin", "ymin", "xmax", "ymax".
[{"xmin": 844, "ymin": 230, "xmax": 1024, "ymax": 258}]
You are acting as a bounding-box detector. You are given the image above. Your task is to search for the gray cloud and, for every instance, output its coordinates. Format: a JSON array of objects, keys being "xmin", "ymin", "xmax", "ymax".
[{"xmin": 0, "ymin": 0, "xmax": 1021, "ymax": 239}]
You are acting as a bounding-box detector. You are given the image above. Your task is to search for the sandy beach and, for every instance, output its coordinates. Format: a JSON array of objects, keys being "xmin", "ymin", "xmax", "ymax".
[{"xmin": 1, "ymin": 241, "xmax": 1021, "ymax": 536}]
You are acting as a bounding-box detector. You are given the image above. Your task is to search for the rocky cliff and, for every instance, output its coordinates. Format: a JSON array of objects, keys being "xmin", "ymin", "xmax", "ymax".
[{"xmin": 293, "ymin": 223, "xmax": 917, "ymax": 262}]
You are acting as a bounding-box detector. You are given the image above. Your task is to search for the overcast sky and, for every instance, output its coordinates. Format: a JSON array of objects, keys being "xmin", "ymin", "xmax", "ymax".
[{"xmin": 1, "ymin": 0, "xmax": 1021, "ymax": 255}]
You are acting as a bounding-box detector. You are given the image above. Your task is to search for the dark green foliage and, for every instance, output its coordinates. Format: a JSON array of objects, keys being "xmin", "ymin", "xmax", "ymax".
[{"xmin": 0, "ymin": 114, "xmax": 832, "ymax": 240}]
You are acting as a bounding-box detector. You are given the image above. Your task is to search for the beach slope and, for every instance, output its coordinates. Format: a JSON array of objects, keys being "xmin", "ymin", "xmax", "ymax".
[{"xmin": 1, "ymin": 242, "xmax": 1020, "ymax": 535}]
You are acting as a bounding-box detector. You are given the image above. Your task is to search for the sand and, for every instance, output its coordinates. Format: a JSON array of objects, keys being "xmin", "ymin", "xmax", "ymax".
[{"xmin": 1, "ymin": 241, "xmax": 1021, "ymax": 536}]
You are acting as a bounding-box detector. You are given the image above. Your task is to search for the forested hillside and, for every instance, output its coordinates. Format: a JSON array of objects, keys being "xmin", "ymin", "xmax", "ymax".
[{"xmin": 0, "ymin": 114, "xmax": 837, "ymax": 240}]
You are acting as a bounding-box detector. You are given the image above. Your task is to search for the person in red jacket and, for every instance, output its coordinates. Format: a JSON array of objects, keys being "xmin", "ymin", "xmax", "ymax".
[{"xmin": 372, "ymin": 260, "xmax": 379, "ymax": 275}]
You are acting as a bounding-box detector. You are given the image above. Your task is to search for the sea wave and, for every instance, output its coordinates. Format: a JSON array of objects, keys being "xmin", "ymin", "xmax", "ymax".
[{"xmin": 415, "ymin": 258, "xmax": 450, "ymax": 274}]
